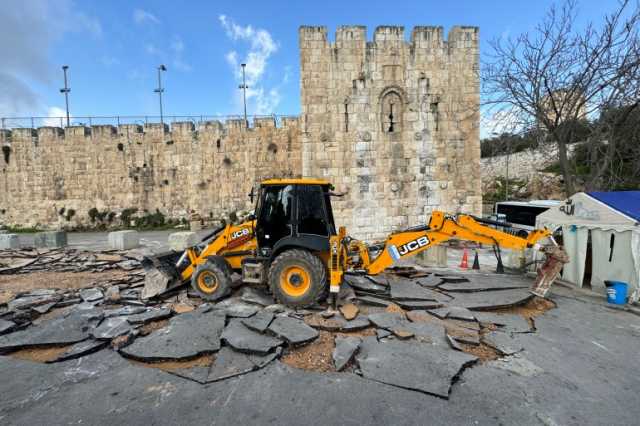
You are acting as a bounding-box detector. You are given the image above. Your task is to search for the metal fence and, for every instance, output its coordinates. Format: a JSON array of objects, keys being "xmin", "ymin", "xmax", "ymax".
[{"xmin": 0, "ymin": 114, "xmax": 298, "ymax": 130}]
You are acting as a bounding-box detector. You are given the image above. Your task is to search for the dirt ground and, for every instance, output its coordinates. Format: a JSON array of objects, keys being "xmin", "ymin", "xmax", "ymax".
[
  {"xmin": 0, "ymin": 270, "xmax": 129, "ymax": 304},
  {"xmin": 130, "ymin": 354, "xmax": 215, "ymax": 372},
  {"xmin": 496, "ymin": 296, "xmax": 556, "ymax": 318},
  {"xmin": 281, "ymin": 331, "xmax": 336, "ymax": 372},
  {"xmin": 0, "ymin": 270, "xmax": 129, "ymax": 292},
  {"xmin": 9, "ymin": 345, "xmax": 72, "ymax": 363}
]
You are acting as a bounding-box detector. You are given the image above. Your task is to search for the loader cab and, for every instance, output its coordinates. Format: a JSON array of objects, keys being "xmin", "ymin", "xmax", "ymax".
[{"xmin": 254, "ymin": 179, "xmax": 336, "ymax": 257}]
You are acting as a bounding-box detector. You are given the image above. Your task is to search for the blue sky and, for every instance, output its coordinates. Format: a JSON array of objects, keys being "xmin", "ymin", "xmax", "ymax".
[{"xmin": 0, "ymin": 0, "xmax": 622, "ymax": 128}]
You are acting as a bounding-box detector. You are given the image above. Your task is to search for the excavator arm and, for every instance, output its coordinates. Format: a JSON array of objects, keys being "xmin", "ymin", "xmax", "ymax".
[
  {"xmin": 331, "ymin": 211, "xmax": 568, "ymax": 298},
  {"xmin": 364, "ymin": 211, "xmax": 552, "ymax": 274}
]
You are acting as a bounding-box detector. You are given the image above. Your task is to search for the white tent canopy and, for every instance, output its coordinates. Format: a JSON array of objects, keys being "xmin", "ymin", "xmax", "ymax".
[{"xmin": 536, "ymin": 192, "xmax": 640, "ymax": 303}]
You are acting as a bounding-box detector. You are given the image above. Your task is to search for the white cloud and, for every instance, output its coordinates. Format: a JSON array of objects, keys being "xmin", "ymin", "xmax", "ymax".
[
  {"xmin": 100, "ymin": 56, "xmax": 119, "ymax": 67},
  {"xmin": 171, "ymin": 38, "xmax": 184, "ymax": 54},
  {"xmin": 144, "ymin": 38, "xmax": 192, "ymax": 73},
  {"xmin": 218, "ymin": 15, "xmax": 281, "ymax": 114},
  {"xmin": 133, "ymin": 9, "xmax": 160, "ymax": 25},
  {"xmin": 76, "ymin": 13, "xmax": 103, "ymax": 37},
  {"xmin": 0, "ymin": 1, "xmax": 102, "ymax": 117},
  {"xmin": 43, "ymin": 106, "xmax": 71, "ymax": 127},
  {"xmin": 173, "ymin": 59, "xmax": 192, "ymax": 72}
]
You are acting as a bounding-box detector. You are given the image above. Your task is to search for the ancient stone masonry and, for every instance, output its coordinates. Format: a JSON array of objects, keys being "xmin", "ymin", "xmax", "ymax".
[
  {"xmin": 0, "ymin": 24, "xmax": 481, "ymax": 240},
  {"xmin": 0, "ymin": 118, "xmax": 301, "ymax": 228},
  {"xmin": 300, "ymin": 25, "xmax": 481, "ymax": 240}
]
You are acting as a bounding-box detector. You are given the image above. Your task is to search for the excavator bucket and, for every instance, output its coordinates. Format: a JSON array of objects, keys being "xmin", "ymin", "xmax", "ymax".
[
  {"xmin": 140, "ymin": 251, "xmax": 184, "ymax": 299},
  {"xmin": 530, "ymin": 245, "xmax": 570, "ymax": 298}
]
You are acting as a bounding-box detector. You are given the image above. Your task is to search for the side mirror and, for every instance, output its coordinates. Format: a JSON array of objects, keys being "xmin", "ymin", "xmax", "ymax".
[{"xmin": 247, "ymin": 213, "xmax": 256, "ymax": 221}]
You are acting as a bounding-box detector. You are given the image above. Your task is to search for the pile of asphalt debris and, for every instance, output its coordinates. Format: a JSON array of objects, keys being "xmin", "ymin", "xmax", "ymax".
[{"xmin": 0, "ymin": 250, "xmax": 543, "ymax": 399}]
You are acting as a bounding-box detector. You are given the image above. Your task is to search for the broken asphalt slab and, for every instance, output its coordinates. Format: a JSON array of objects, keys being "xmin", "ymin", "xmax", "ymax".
[
  {"xmin": 214, "ymin": 298, "xmax": 260, "ymax": 318},
  {"xmin": 474, "ymin": 312, "xmax": 532, "ymax": 333},
  {"xmin": 268, "ymin": 316, "xmax": 318, "ymax": 345},
  {"xmin": 333, "ymin": 336, "xmax": 361, "ymax": 371},
  {"xmin": 120, "ymin": 309, "xmax": 226, "ymax": 361},
  {"xmin": 438, "ymin": 274, "xmax": 531, "ymax": 292},
  {"xmin": 169, "ymin": 347, "xmax": 282, "ymax": 385},
  {"xmin": 222, "ymin": 319, "xmax": 283, "ymax": 354},
  {"xmin": 343, "ymin": 274, "xmax": 388, "ymax": 294},
  {"xmin": 388, "ymin": 276, "xmax": 441, "ymax": 301},
  {"xmin": 446, "ymin": 288, "xmax": 533, "ymax": 310},
  {"xmin": 0, "ymin": 311, "xmax": 93, "ymax": 352},
  {"xmin": 241, "ymin": 311, "xmax": 274, "ymax": 333},
  {"xmin": 91, "ymin": 316, "xmax": 134, "ymax": 340},
  {"xmin": 48, "ymin": 339, "xmax": 108, "ymax": 363},
  {"xmin": 482, "ymin": 331, "xmax": 525, "ymax": 355},
  {"xmin": 126, "ymin": 308, "xmax": 173, "ymax": 325},
  {"xmin": 356, "ymin": 337, "xmax": 477, "ymax": 398}
]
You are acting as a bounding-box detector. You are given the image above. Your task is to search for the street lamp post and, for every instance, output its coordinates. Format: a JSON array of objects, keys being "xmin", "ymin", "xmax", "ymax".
[
  {"xmin": 60, "ymin": 65, "xmax": 71, "ymax": 127},
  {"xmin": 154, "ymin": 65, "xmax": 167, "ymax": 127},
  {"xmin": 239, "ymin": 63, "xmax": 248, "ymax": 128}
]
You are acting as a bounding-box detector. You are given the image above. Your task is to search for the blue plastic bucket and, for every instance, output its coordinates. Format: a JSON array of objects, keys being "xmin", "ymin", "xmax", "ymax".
[{"xmin": 604, "ymin": 280, "xmax": 628, "ymax": 305}]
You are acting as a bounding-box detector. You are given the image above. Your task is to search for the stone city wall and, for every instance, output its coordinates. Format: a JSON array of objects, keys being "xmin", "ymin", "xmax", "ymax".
[{"xmin": 0, "ymin": 118, "xmax": 301, "ymax": 229}]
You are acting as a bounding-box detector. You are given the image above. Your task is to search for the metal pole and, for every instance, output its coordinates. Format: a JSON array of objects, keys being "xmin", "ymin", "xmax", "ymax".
[
  {"xmin": 239, "ymin": 63, "xmax": 248, "ymax": 128},
  {"xmin": 60, "ymin": 65, "xmax": 71, "ymax": 127},
  {"xmin": 154, "ymin": 65, "xmax": 166, "ymax": 128}
]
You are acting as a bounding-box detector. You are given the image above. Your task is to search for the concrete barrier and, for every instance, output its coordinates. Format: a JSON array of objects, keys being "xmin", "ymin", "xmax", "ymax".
[
  {"xmin": 168, "ymin": 231, "xmax": 197, "ymax": 251},
  {"xmin": 34, "ymin": 231, "xmax": 68, "ymax": 248},
  {"xmin": 108, "ymin": 230, "xmax": 139, "ymax": 250},
  {"xmin": 0, "ymin": 234, "xmax": 20, "ymax": 250}
]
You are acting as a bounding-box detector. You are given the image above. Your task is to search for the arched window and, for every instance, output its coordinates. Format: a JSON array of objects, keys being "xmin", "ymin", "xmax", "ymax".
[{"xmin": 381, "ymin": 90, "xmax": 403, "ymax": 133}]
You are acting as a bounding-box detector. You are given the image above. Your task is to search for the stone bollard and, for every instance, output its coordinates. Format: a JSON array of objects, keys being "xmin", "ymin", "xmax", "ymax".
[
  {"xmin": 34, "ymin": 230, "xmax": 68, "ymax": 249},
  {"xmin": 0, "ymin": 234, "xmax": 20, "ymax": 250},
  {"xmin": 415, "ymin": 245, "xmax": 448, "ymax": 268},
  {"xmin": 108, "ymin": 230, "xmax": 140, "ymax": 250},
  {"xmin": 168, "ymin": 231, "xmax": 197, "ymax": 251}
]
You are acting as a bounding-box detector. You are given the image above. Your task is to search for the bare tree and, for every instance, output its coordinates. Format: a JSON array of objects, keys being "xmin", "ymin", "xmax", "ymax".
[{"xmin": 483, "ymin": 0, "xmax": 640, "ymax": 194}]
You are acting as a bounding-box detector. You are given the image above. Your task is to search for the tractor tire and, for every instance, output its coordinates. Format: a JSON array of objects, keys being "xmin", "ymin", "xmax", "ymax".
[
  {"xmin": 191, "ymin": 258, "xmax": 232, "ymax": 301},
  {"xmin": 268, "ymin": 249, "xmax": 327, "ymax": 308}
]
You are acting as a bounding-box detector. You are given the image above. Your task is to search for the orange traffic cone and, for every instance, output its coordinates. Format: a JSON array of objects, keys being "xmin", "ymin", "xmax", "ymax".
[{"xmin": 460, "ymin": 248, "xmax": 469, "ymax": 269}]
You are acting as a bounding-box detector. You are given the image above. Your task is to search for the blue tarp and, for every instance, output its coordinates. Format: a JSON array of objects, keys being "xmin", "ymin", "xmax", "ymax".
[{"xmin": 588, "ymin": 191, "xmax": 640, "ymax": 222}]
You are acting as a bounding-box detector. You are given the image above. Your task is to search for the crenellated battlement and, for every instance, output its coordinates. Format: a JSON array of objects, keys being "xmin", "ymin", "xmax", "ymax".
[
  {"xmin": 300, "ymin": 25, "xmax": 478, "ymax": 53},
  {"xmin": 0, "ymin": 116, "xmax": 301, "ymax": 145}
]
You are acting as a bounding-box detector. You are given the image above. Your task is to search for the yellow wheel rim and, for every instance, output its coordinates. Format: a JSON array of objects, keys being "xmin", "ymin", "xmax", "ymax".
[
  {"xmin": 197, "ymin": 270, "xmax": 219, "ymax": 294},
  {"xmin": 280, "ymin": 266, "xmax": 311, "ymax": 297}
]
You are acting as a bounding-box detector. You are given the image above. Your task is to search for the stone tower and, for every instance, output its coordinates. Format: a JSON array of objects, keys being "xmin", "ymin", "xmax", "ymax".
[{"xmin": 299, "ymin": 25, "xmax": 481, "ymax": 241}]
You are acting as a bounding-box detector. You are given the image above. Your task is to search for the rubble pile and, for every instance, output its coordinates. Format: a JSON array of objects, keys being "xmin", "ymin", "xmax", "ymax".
[
  {"xmin": 0, "ymin": 254, "xmax": 546, "ymax": 399},
  {"xmin": 0, "ymin": 248, "xmax": 143, "ymax": 275}
]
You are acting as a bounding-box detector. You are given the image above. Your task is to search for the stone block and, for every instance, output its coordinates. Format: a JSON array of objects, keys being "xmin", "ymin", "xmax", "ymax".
[
  {"xmin": 108, "ymin": 230, "xmax": 139, "ymax": 250},
  {"xmin": 415, "ymin": 244, "xmax": 447, "ymax": 268},
  {"xmin": 33, "ymin": 231, "xmax": 67, "ymax": 248},
  {"xmin": 168, "ymin": 231, "xmax": 197, "ymax": 251},
  {"xmin": 0, "ymin": 234, "xmax": 19, "ymax": 250}
]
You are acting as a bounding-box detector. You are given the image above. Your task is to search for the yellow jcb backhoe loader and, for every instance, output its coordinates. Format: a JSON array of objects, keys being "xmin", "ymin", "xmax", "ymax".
[{"xmin": 141, "ymin": 179, "xmax": 568, "ymax": 307}]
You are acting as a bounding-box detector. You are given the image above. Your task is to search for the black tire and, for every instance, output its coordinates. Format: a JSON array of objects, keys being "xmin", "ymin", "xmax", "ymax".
[
  {"xmin": 191, "ymin": 258, "xmax": 232, "ymax": 301},
  {"xmin": 207, "ymin": 255, "xmax": 233, "ymax": 276},
  {"xmin": 268, "ymin": 249, "xmax": 327, "ymax": 308}
]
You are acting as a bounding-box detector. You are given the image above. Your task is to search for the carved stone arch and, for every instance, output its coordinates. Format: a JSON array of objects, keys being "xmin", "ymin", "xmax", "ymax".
[{"xmin": 379, "ymin": 86, "xmax": 407, "ymax": 133}]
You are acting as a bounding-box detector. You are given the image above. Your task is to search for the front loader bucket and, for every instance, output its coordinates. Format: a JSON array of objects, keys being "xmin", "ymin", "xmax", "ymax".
[
  {"xmin": 530, "ymin": 245, "xmax": 570, "ymax": 298},
  {"xmin": 141, "ymin": 251, "xmax": 184, "ymax": 299}
]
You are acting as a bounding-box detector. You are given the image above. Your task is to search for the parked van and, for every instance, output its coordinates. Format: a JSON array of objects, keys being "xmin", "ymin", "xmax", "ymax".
[{"xmin": 493, "ymin": 200, "xmax": 560, "ymax": 238}]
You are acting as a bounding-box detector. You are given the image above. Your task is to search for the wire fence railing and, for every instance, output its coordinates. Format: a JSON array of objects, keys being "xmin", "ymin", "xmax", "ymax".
[{"xmin": 0, "ymin": 114, "xmax": 299, "ymax": 130}]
